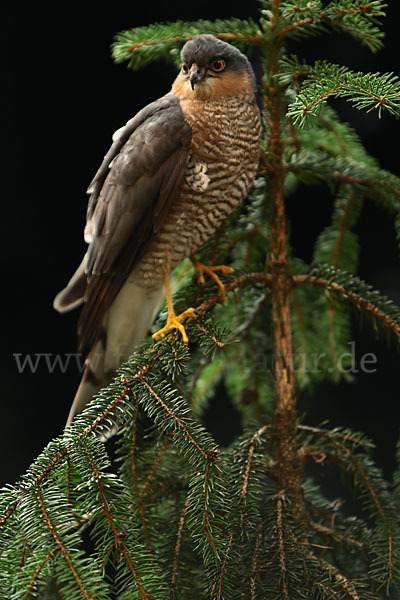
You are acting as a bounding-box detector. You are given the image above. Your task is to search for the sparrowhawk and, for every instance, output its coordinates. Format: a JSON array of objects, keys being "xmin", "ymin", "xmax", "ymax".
[{"xmin": 54, "ymin": 34, "xmax": 262, "ymax": 426}]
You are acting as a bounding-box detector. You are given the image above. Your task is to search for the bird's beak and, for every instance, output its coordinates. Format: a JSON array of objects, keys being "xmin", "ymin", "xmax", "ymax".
[{"xmin": 189, "ymin": 64, "xmax": 205, "ymax": 90}]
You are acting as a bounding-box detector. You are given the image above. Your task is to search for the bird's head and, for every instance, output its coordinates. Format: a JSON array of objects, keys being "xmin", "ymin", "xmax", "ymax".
[{"xmin": 172, "ymin": 34, "xmax": 256, "ymax": 100}]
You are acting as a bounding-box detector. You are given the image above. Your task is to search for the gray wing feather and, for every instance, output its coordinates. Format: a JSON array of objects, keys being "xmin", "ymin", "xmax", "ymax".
[
  {"xmin": 75, "ymin": 93, "xmax": 191, "ymax": 350},
  {"xmin": 84, "ymin": 94, "xmax": 191, "ymax": 277}
]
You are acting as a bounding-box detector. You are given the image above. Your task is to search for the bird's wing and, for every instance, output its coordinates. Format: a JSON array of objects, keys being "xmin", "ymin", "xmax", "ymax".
[{"xmin": 61, "ymin": 93, "xmax": 191, "ymax": 352}]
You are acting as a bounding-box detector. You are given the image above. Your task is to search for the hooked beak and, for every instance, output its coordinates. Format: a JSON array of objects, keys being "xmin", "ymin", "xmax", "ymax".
[{"xmin": 189, "ymin": 64, "xmax": 204, "ymax": 90}]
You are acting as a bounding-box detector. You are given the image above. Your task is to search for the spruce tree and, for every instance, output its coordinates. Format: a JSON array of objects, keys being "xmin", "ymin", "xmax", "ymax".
[{"xmin": 1, "ymin": 1, "xmax": 400, "ymax": 598}]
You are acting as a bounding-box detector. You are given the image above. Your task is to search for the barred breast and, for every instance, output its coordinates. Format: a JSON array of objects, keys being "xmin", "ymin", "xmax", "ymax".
[{"xmin": 133, "ymin": 92, "xmax": 261, "ymax": 287}]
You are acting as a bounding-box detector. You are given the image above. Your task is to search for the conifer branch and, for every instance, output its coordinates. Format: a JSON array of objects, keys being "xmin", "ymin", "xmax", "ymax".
[
  {"xmin": 292, "ymin": 269, "xmax": 400, "ymax": 339},
  {"xmin": 129, "ymin": 414, "xmax": 152, "ymax": 556},
  {"xmin": 112, "ymin": 19, "xmax": 262, "ymax": 69},
  {"xmin": 0, "ymin": 377, "xmax": 142, "ymax": 528},
  {"xmin": 138, "ymin": 377, "xmax": 208, "ymax": 460},
  {"xmin": 26, "ymin": 548, "xmax": 57, "ymax": 598},
  {"xmin": 35, "ymin": 485, "xmax": 91, "ymax": 600},
  {"xmin": 328, "ymin": 437, "xmax": 393, "ymax": 578},
  {"xmin": 299, "ymin": 424, "xmax": 394, "ymax": 583},
  {"xmin": 80, "ymin": 438, "xmax": 150, "ymax": 599},
  {"xmin": 140, "ymin": 440, "xmax": 170, "ymax": 495},
  {"xmin": 310, "ymin": 521, "xmax": 364, "ymax": 549},
  {"xmin": 332, "ymin": 187, "xmax": 357, "ymax": 269},
  {"xmin": 276, "ymin": 490, "xmax": 289, "ymax": 600},
  {"xmin": 195, "ymin": 272, "xmax": 269, "ymax": 315},
  {"xmin": 298, "ymin": 424, "xmax": 370, "ymax": 452},
  {"xmin": 215, "ymin": 533, "xmax": 233, "ymax": 596},
  {"xmin": 203, "ymin": 461, "xmax": 218, "ymax": 555},
  {"xmin": 308, "ymin": 551, "xmax": 361, "ymax": 599},
  {"xmin": 277, "ymin": 0, "xmax": 386, "ymax": 50},
  {"xmin": 0, "ymin": 500, "xmax": 18, "ymax": 529},
  {"xmin": 239, "ymin": 425, "xmax": 271, "ymax": 528},
  {"xmin": 286, "ymin": 62, "xmax": 400, "ymax": 127},
  {"xmin": 170, "ymin": 498, "xmax": 189, "ymax": 597},
  {"xmin": 250, "ymin": 522, "xmax": 264, "ymax": 600},
  {"xmin": 191, "ymin": 320, "xmax": 225, "ymax": 349}
]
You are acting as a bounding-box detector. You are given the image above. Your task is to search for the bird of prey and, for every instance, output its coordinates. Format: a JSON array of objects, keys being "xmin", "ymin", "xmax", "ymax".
[{"xmin": 54, "ymin": 34, "xmax": 262, "ymax": 426}]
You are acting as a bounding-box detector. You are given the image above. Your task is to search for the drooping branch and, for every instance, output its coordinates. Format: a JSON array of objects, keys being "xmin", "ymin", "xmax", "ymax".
[
  {"xmin": 170, "ymin": 498, "xmax": 189, "ymax": 597},
  {"xmin": 138, "ymin": 377, "xmax": 208, "ymax": 460},
  {"xmin": 129, "ymin": 413, "xmax": 152, "ymax": 556},
  {"xmin": 80, "ymin": 439, "xmax": 151, "ymax": 600},
  {"xmin": 25, "ymin": 548, "xmax": 57, "ymax": 598},
  {"xmin": 292, "ymin": 273, "xmax": 400, "ymax": 338},
  {"xmin": 276, "ymin": 490, "xmax": 289, "ymax": 600},
  {"xmin": 250, "ymin": 522, "xmax": 264, "ymax": 600},
  {"xmin": 36, "ymin": 486, "xmax": 91, "ymax": 600}
]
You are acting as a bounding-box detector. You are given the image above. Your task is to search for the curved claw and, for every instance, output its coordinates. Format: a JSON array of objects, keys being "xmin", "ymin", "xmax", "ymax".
[
  {"xmin": 152, "ymin": 307, "xmax": 197, "ymax": 345},
  {"xmin": 191, "ymin": 256, "xmax": 234, "ymax": 302}
]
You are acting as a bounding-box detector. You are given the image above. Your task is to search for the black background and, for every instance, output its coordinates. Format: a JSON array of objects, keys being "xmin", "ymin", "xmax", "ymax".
[{"xmin": 2, "ymin": 2, "xmax": 400, "ymax": 492}]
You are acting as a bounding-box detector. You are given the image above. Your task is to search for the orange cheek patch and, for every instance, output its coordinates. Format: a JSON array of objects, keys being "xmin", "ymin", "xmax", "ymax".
[
  {"xmin": 172, "ymin": 72, "xmax": 253, "ymax": 100},
  {"xmin": 211, "ymin": 71, "xmax": 253, "ymax": 97},
  {"xmin": 171, "ymin": 76, "xmax": 191, "ymax": 99}
]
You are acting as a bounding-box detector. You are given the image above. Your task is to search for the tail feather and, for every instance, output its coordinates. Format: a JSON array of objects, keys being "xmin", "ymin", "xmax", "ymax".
[
  {"xmin": 54, "ymin": 256, "xmax": 87, "ymax": 313},
  {"xmin": 66, "ymin": 280, "xmax": 165, "ymax": 428}
]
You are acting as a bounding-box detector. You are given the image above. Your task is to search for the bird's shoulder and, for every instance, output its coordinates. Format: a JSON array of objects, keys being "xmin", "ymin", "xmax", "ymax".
[{"xmin": 87, "ymin": 93, "xmax": 191, "ymax": 201}]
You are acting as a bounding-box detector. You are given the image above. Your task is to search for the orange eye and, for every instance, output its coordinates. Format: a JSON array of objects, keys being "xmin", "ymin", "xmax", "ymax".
[
  {"xmin": 211, "ymin": 59, "xmax": 225, "ymax": 72},
  {"xmin": 181, "ymin": 63, "xmax": 189, "ymax": 74}
]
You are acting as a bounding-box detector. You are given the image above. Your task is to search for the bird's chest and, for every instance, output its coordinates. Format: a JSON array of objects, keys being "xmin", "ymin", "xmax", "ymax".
[
  {"xmin": 180, "ymin": 96, "xmax": 261, "ymax": 213},
  {"xmin": 182, "ymin": 98, "xmax": 250, "ymax": 170},
  {"xmin": 170, "ymin": 95, "xmax": 260, "ymax": 243},
  {"xmin": 132, "ymin": 95, "xmax": 260, "ymax": 283}
]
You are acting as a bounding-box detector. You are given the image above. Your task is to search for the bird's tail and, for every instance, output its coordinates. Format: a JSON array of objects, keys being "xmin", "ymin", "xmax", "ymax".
[{"xmin": 66, "ymin": 280, "xmax": 165, "ymax": 427}]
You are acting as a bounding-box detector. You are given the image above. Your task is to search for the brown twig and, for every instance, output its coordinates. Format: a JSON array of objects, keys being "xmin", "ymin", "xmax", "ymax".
[
  {"xmin": 36, "ymin": 486, "xmax": 91, "ymax": 599},
  {"xmin": 300, "ymin": 423, "xmax": 393, "ymax": 581},
  {"xmin": 308, "ymin": 551, "xmax": 361, "ymax": 599},
  {"xmin": 203, "ymin": 459, "xmax": 218, "ymax": 554},
  {"xmin": 141, "ymin": 440, "xmax": 170, "ymax": 495},
  {"xmin": 328, "ymin": 436, "xmax": 392, "ymax": 580},
  {"xmin": 26, "ymin": 548, "xmax": 58, "ymax": 597},
  {"xmin": 250, "ymin": 522, "xmax": 264, "ymax": 600},
  {"xmin": 195, "ymin": 272, "xmax": 270, "ymax": 315},
  {"xmin": 81, "ymin": 440, "xmax": 150, "ymax": 599},
  {"xmin": 130, "ymin": 414, "xmax": 152, "ymax": 556},
  {"xmin": 139, "ymin": 378, "xmax": 208, "ymax": 460},
  {"xmin": 240, "ymin": 425, "xmax": 271, "ymax": 529},
  {"xmin": 292, "ymin": 274, "xmax": 400, "ymax": 337},
  {"xmin": 170, "ymin": 499, "xmax": 189, "ymax": 597},
  {"xmin": 310, "ymin": 521, "xmax": 363, "ymax": 550},
  {"xmin": 277, "ymin": 4, "xmax": 377, "ymax": 40},
  {"xmin": 216, "ymin": 533, "xmax": 233, "ymax": 596},
  {"xmin": 276, "ymin": 490, "xmax": 289, "ymax": 599},
  {"xmin": 128, "ymin": 32, "xmax": 262, "ymax": 56},
  {"xmin": 192, "ymin": 321, "xmax": 225, "ymax": 348}
]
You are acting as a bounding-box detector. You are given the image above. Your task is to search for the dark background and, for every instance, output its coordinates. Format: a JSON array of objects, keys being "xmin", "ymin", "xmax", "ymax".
[{"xmin": 2, "ymin": 3, "xmax": 400, "ymax": 490}]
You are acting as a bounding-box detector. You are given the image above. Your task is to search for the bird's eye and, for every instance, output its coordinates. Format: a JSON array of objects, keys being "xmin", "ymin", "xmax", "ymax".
[
  {"xmin": 181, "ymin": 63, "xmax": 189, "ymax": 74},
  {"xmin": 211, "ymin": 59, "xmax": 225, "ymax": 72}
]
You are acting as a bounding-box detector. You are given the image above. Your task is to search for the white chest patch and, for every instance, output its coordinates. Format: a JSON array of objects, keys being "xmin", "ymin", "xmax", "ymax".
[{"xmin": 184, "ymin": 156, "xmax": 210, "ymax": 192}]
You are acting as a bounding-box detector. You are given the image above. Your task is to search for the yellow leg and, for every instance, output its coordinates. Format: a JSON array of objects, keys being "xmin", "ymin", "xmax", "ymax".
[
  {"xmin": 152, "ymin": 269, "xmax": 197, "ymax": 345},
  {"xmin": 191, "ymin": 256, "xmax": 234, "ymax": 302}
]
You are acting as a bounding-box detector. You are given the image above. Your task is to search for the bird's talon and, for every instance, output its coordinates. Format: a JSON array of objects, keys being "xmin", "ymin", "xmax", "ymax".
[
  {"xmin": 181, "ymin": 307, "xmax": 197, "ymax": 319},
  {"xmin": 216, "ymin": 265, "xmax": 234, "ymax": 275},
  {"xmin": 152, "ymin": 307, "xmax": 197, "ymax": 345},
  {"xmin": 191, "ymin": 257, "xmax": 233, "ymax": 303}
]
